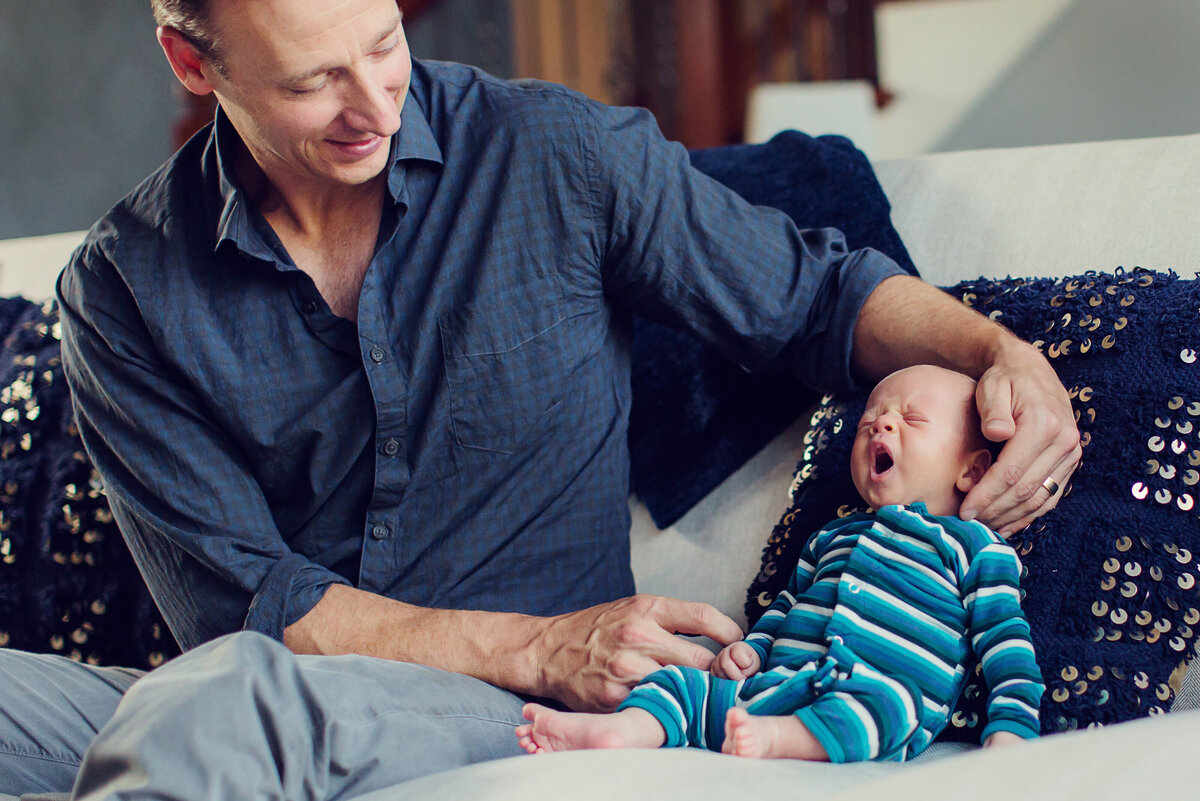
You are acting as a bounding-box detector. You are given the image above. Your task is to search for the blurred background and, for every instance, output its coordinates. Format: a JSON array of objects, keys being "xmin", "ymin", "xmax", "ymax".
[{"xmin": 3, "ymin": 0, "xmax": 1200, "ymax": 240}]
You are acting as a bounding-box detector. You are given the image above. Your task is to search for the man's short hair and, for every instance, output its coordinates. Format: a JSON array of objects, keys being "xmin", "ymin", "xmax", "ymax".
[{"xmin": 151, "ymin": 0, "xmax": 224, "ymax": 68}]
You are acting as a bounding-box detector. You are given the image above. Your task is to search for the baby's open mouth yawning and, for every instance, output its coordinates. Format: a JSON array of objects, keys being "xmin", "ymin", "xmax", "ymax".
[{"xmin": 872, "ymin": 446, "xmax": 894, "ymax": 476}]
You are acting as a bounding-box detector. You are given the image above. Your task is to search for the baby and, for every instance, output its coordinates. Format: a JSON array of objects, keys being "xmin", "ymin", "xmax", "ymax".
[{"xmin": 516, "ymin": 364, "xmax": 1044, "ymax": 762}]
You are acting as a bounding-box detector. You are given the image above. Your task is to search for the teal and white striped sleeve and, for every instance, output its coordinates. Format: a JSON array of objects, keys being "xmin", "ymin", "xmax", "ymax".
[
  {"xmin": 963, "ymin": 540, "xmax": 1045, "ymax": 742},
  {"xmin": 744, "ymin": 532, "xmax": 822, "ymax": 665}
]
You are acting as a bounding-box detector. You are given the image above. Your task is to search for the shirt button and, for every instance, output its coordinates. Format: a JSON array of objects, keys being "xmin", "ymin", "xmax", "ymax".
[
  {"xmin": 382, "ymin": 438, "xmax": 400, "ymax": 457},
  {"xmin": 371, "ymin": 524, "xmax": 390, "ymax": 541},
  {"xmin": 302, "ymin": 299, "xmax": 318, "ymax": 315},
  {"xmin": 369, "ymin": 346, "xmax": 386, "ymax": 363}
]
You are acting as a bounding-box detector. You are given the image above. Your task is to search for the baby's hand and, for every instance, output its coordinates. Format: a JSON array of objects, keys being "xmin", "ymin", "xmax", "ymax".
[
  {"xmin": 984, "ymin": 731, "xmax": 1025, "ymax": 749},
  {"xmin": 711, "ymin": 642, "xmax": 761, "ymax": 680}
]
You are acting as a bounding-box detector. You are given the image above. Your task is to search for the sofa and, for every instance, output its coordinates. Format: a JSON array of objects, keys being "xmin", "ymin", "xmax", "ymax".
[{"xmin": 1, "ymin": 131, "xmax": 1198, "ymax": 800}]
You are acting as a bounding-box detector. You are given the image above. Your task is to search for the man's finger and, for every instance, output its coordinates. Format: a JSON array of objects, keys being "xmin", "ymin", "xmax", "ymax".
[
  {"xmin": 648, "ymin": 597, "xmax": 743, "ymax": 646},
  {"xmin": 976, "ymin": 378, "xmax": 1016, "ymax": 442}
]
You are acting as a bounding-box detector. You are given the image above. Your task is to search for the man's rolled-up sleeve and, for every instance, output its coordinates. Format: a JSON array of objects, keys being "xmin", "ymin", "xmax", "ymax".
[
  {"xmin": 584, "ymin": 104, "xmax": 907, "ymax": 393},
  {"xmin": 58, "ymin": 246, "xmax": 350, "ymax": 651}
]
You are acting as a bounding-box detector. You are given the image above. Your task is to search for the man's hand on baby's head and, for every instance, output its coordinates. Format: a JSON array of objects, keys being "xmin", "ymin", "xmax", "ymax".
[
  {"xmin": 962, "ymin": 339, "xmax": 1081, "ymax": 536},
  {"xmin": 711, "ymin": 641, "xmax": 761, "ymax": 680}
]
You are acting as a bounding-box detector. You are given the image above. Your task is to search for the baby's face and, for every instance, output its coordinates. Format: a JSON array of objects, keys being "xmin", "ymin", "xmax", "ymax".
[{"xmin": 850, "ymin": 365, "xmax": 982, "ymax": 516}]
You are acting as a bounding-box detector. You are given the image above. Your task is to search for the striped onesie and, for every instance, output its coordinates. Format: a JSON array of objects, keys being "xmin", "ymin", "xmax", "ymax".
[{"xmin": 619, "ymin": 503, "xmax": 1044, "ymax": 761}]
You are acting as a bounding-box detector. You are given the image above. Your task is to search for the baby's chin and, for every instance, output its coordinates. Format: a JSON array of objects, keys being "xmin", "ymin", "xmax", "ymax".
[{"xmin": 861, "ymin": 486, "xmax": 960, "ymax": 517}]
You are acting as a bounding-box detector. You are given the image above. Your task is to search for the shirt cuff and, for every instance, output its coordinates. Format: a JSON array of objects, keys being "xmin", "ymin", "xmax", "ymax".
[
  {"xmin": 243, "ymin": 553, "xmax": 351, "ymax": 642},
  {"xmin": 819, "ymin": 247, "xmax": 910, "ymax": 394}
]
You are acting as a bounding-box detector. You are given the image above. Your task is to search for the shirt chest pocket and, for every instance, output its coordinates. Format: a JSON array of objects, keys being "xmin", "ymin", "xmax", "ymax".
[{"xmin": 439, "ymin": 278, "xmax": 568, "ymax": 455}]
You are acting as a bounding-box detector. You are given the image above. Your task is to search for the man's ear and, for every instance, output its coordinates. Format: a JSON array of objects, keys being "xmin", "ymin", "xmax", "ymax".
[
  {"xmin": 157, "ymin": 26, "xmax": 217, "ymax": 96},
  {"xmin": 956, "ymin": 449, "xmax": 993, "ymax": 494}
]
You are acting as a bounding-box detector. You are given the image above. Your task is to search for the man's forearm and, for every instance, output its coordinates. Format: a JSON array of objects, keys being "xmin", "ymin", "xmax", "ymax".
[
  {"xmin": 851, "ymin": 274, "xmax": 1018, "ymax": 380},
  {"xmin": 283, "ymin": 584, "xmax": 548, "ymax": 696}
]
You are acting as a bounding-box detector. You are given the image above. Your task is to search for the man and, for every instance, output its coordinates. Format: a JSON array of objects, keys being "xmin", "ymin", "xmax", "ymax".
[{"xmin": 0, "ymin": 0, "xmax": 1079, "ymax": 797}]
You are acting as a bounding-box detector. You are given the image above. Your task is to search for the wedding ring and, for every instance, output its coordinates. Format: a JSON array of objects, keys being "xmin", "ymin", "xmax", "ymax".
[{"xmin": 1041, "ymin": 476, "xmax": 1061, "ymax": 496}]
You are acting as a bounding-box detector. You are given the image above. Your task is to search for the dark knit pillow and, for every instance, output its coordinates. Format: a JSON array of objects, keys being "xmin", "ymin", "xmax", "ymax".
[
  {"xmin": 746, "ymin": 268, "xmax": 1200, "ymax": 740},
  {"xmin": 0, "ymin": 298, "xmax": 178, "ymax": 669}
]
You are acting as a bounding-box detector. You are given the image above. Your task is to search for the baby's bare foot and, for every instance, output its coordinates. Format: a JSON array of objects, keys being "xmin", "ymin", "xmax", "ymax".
[
  {"xmin": 515, "ymin": 704, "xmax": 666, "ymax": 754},
  {"xmin": 721, "ymin": 708, "xmax": 829, "ymax": 760}
]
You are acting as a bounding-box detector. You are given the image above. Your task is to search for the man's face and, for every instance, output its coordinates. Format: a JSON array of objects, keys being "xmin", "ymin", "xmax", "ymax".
[
  {"xmin": 202, "ymin": 0, "xmax": 411, "ymax": 192},
  {"xmin": 850, "ymin": 365, "xmax": 981, "ymax": 516}
]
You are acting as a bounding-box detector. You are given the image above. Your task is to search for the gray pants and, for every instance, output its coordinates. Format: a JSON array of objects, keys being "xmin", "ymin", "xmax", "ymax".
[{"xmin": 0, "ymin": 632, "xmax": 528, "ymax": 800}]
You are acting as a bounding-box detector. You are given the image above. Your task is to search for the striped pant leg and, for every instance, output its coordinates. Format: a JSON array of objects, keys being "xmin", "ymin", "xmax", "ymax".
[
  {"xmin": 617, "ymin": 666, "xmax": 743, "ymax": 751},
  {"xmin": 789, "ymin": 660, "xmax": 924, "ymax": 763}
]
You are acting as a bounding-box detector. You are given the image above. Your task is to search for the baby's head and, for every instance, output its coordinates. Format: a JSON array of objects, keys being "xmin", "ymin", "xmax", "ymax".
[{"xmin": 851, "ymin": 365, "xmax": 994, "ymax": 517}]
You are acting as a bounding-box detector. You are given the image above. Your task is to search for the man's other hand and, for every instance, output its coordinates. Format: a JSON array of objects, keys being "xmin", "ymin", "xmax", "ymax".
[
  {"xmin": 534, "ymin": 595, "xmax": 743, "ymax": 712},
  {"xmin": 962, "ymin": 338, "xmax": 1082, "ymax": 536}
]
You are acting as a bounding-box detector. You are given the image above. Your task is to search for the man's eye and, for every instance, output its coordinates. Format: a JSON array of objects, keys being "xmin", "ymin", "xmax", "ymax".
[{"xmin": 373, "ymin": 40, "xmax": 399, "ymax": 56}]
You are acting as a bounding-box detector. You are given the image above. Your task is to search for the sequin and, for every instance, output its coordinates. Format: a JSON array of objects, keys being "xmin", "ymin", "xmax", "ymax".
[
  {"xmin": 1125, "ymin": 561, "xmax": 1143, "ymax": 577},
  {"xmin": 1179, "ymin": 422, "xmax": 1195, "ymax": 435},
  {"xmin": 1104, "ymin": 557, "xmax": 1122, "ymax": 573},
  {"xmin": 1131, "ymin": 482, "xmax": 1149, "ymax": 500},
  {"xmin": 1182, "ymin": 349, "xmax": 1198, "ymax": 364},
  {"xmin": 1052, "ymin": 687, "xmax": 1070, "ymax": 702},
  {"xmin": 1170, "ymin": 396, "xmax": 1186, "ymax": 411},
  {"xmin": 1150, "ymin": 565, "xmax": 1164, "ymax": 582},
  {"xmin": 1170, "ymin": 637, "xmax": 1187, "ymax": 652},
  {"xmin": 1148, "ymin": 437, "xmax": 1165, "ymax": 452},
  {"xmin": 1088, "ymin": 666, "xmax": 1104, "ymax": 680},
  {"xmin": 1189, "ymin": 402, "xmax": 1200, "ymax": 417},
  {"xmin": 1100, "ymin": 576, "xmax": 1117, "ymax": 591},
  {"xmin": 1161, "ymin": 464, "xmax": 1177, "ymax": 479},
  {"xmin": 1186, "ymin": 608, "xmax": 1200, "ymax": 625},
  {"xmin": 1134, "ymin": 672, "xmax": 1150, "ymax": 689},
  {"xmin": 1146, "ymin": 460, "xmax": 1160, "ymax": 475},
  {"xmin": 1134, "ymin": 610, "xmax": 1153, "ymax": 626},
  {"xmin": 1114, "ymin": 317, "xmax": 1128, "ymax": 331},
  {"xmin": 1061, "ymin": 666, "xmax": 1079, "ymax": 681},
  {"xmin": 1181, "ymin": 574, "xmax": 1196, "ymax": 590},
  {"xmin": 1110, "ymin": 608, "xmax": 1129, "ymax": 624},
  {"xmin": 1176, "ymin": 548, "xmax": 1192, "ymax": 564},
  {"xmin": 1154, "ymin": 489, "xmax": 1172, "ymax": 505},
  {"xmin": 1120, "ymin": 581, "xmax": 1138, "ymax": 598},
  {"xmin": 1155, "ymin": 417, "xmax": 1172, "ymax": 429},
  {"xmin": 1092, "ymin": 600, "xmax": 1109, "ymax": 617},
  {"xmin": 1172, "ymin": 439, "xmax": 1188, "ymax": 455}
]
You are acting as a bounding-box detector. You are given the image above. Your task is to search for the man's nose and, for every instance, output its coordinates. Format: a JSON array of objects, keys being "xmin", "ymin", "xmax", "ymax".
[{"xmin": 346, "ymin": 73, "xmax": 401, "ymax": 136}]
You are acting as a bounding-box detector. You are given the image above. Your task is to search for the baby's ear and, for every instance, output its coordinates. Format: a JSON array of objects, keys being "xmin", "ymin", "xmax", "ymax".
[{"xmin": 956, "ymin": 449, "xmax": 993, "ymax": 493}]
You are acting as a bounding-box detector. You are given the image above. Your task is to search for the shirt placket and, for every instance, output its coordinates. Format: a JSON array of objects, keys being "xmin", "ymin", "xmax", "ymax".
[{"xmin": 355, "ymin": 227, "xmax": 410, "ymax": 595}]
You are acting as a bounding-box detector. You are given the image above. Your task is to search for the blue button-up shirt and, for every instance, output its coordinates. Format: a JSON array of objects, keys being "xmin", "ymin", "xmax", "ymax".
[{"xmin": 58, "ymin": 59, "xmax": 906, "ymax": 651}]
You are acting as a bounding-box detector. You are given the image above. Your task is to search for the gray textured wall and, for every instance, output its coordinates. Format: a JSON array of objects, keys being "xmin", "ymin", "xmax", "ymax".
[
  {"xmin": 0, "ymin": 1, "xmax": 178, "ymax": 239},
  {"xmin": 0, "ymin": 0, "xmax": 512, "ymax": 241}
]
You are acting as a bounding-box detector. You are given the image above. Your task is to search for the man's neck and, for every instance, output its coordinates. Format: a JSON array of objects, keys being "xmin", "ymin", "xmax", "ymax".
[{"xmin": 233, "ymin": 143, "xmax": 387, "ymax": 240}]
